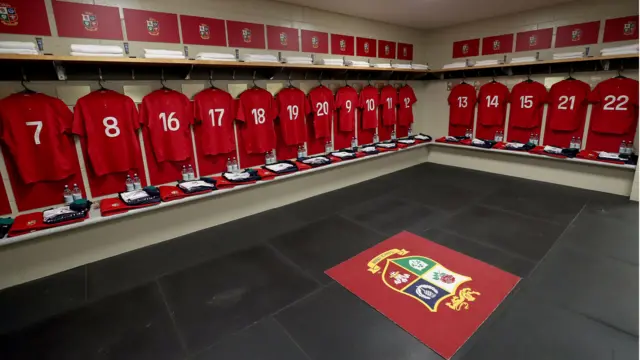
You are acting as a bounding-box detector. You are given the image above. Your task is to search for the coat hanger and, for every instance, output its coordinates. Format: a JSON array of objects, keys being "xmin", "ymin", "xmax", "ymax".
[
  {"xmin": 209, "ymin": 70, "xmax": 218, "ymax": 89},
  {"xmin": 160, "ymin": 68, "xmax": 171, "ymax": 90},
  {"xmin": 460, "ymin": 71, "xmax": 467, "ymax": 84},
  {"xmin": 318, "ymin": 71, "xmax": 323, "ymax": 86},
  {"xmin": 97, "ymin": 68, "xmax": 107, "ymax": 91},
  {"xmin": 287, "ymin": 72, "xmax": 295, "ymax": 88},
  {"xmin": 566, "ymin": 66, "xmax": 575, "ymax": 80},
  {"xmin": 251, "ymin": 71, "xmax": 260, "ymax": 89},
  {"xmin": 19, "ymin": 68, "xmax": 35, "ymax": 94},
  {"xmin": 367, "ymin": 75, "xmax": 372, "ymax": 87},
  {"xmin": 525, "ymin": 67, "xmax": 534, "ymax": 83},
  {"xmin": 491, "ymin": 70, "xmax": 497, "ymax": 83},
  {"xmin": 615, "ymin": 65, "xmax": 626, "ymax": 78}
]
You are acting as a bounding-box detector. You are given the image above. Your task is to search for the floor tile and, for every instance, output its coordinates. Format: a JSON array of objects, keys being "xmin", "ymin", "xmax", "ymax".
[
  {"xmin": 0, "ymin": 267, "xmax": 86, "ymax": 335},
  {"xmin": 87, "ymin": 207, "xmax": 305, "ymax": 301},
  {"xmin": 460, "ymin": 291, "xmax": 638, "ymax": 360},
  {"xmin": 421, "ymin": 228, "xmax": 535, "ymax": 278},
  {"xmin": 192, "ymin": 317, "xmax": 309, "ymax": 360},
  {"xmin": 0, "ymin": 283, "xmax": 184, "ymax": 360},
  {"xmin": 391, "ymin": 178, "xmax": 491, "ymax": 213},
  {"xmin": 480, "ymin": 180, "xmax": 587, "ymax": 225},
  {"xmin": 440, "ymin": 205, "xmax": 565, "ymax": 262},
  {"xmin": 340, "ymin": 196, "xmax": 449, "ymax": 235},
  {"xmin": 526, "ymin": 246, "xmax": 638, "ymax": 336},
  {"xmin": 276, "ymin": 284, "xmax": 440, "ymax": 360},
  {"xmin": 158, "ymin": 245, "xmax": 318, "ymax": 355},
  {"xmin": 268, "ymin": 216, "xmax": 387, "ymax": 284}
]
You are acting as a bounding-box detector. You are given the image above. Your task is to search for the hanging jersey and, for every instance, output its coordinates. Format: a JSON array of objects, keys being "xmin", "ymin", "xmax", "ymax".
[
  {"xmin": 477, "ymin": 82, "xmax": 510, "ymax": 126},
  {"xmin": 359, "ymin": 85, "xmax": 379, "ymax": 129},
  {"xmin": 275, "ymin": 87, "xmax": 310, "ymax": 145},
  {"xmin": 193, "ymin": 88, "xmax": 236, "ymax": 156},
  {"xmin": 73, "ymin": 90, "xmax": 142, "ymax": 176},
  {"xmin": 380, "ymin": 85, "xmax": 398, "ymax": 126},
  {"xmin": 236, "ymin": 87, "xmax": 277, "ymax": 154},
  {"xmin": 308, "ymin": 86, "xmax": 334, "ymax": 138},
  {"xmin": 397, "ymin": 85, "xmax": 418, "ymax": 126},
  {"xmin": 588, "ymin": 77, "xmax": 639, "ymax": 135},
  {"xmin": 139, "ymin": 89, "xmax": 193, "ymax": 163},
  {"xmin": 0, "ymin": 92, "xmax": 75, "ymax": 184},
  {"xmin": 448, "ymin": 83, "xmax": 477, "ymax": 126},
  {"xmin": 335, "ymin": 86, "xmax": 358, "ymax": 132},
  {"xmin": 546, "ymin": 79, "xmax": 591, "ymax": 131},
  {"xmin": 508, "ymin": 81, "xmax": 548, "ymax": 129}
]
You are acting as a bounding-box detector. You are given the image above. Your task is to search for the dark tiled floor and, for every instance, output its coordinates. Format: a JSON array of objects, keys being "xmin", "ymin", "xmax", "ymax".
[{"xmin": 0, "ymin": 163, "xmax": 637, "ymax": 360}]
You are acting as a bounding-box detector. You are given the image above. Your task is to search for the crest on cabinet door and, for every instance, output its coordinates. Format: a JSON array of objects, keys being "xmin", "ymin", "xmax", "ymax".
[
  {"xmin": 82, "ymin": 12, "xmax": 98, "ymax": 32},
  {"xmin": 384, "ymin": 44, "xmax": 391, "ymax": 55},
  {"xmin": 493, "ymin": 40, "xmax": 500, "ymax": 50},
  {"xmin": 364, "ymin": 41, "xmax": 370, "ymax": 54},
  {"xmin": 199, "ymin": 24, "xmax": 210, "ymax": 40},
  {"xmin": 146, "ymin": 18, "xmax": 159, "ymax": 36},
  {"xmin": 0, "ymin": 2, "xmax": 18, "ymax": 26},
  {"xmin": 242, "ymin": 28, "xmax": 252, "ymax": 43},
  {"xmin": 279, "ymin": 32, "xmax": 288, "ymax": 46},
  {"xmin": 340, "ymin": 39, "xmax": 346, "ymax": 51},
  {"xmin": 462, "ymin": 44, "xmax": 469, "ymax": 55},
  {"xmin": 529, "ymin": 35, "xmax": 537, "ymax": 46},
  {"xmin": 571, "ymin": 28, "xmax": 582, "ymax": 41},
  {"xmin": 312, "ymin": 36, "xmax": 320, "ymax": 48},
  {"xmin": 402, "ymin": 46, "xmax": 408, "ymax": 57},
  {"xmin": 624, "ymin": 21, "xmax": 636, "ymax": 36}
]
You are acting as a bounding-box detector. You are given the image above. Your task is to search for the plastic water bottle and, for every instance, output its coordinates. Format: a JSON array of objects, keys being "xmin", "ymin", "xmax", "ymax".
[
  {"xmin": 570, "ymin": 137, "xmax": 576, "ymax": 149},
  {"xmin": 534, "ymin": 134, "xmax": 539, "ymax": 146},
  {"xmin": 407, "ymin": 126, "xmax": 413, "ymax": 136},
  {"xmin": 232, "ymin": 157, "xmax": 239, "ymax": 172},
  {"xmin": 133, "ymin": 173, "xmax": 142, "ymax": 190},
  {"xmin": 575, "ymin": 137, "xmax": 581, "ymax": 149},
  {"xmin": 226, "ymin": 158, "xmax": 233, "ymax": 173},
  {"xmin": 181, "ymin": 166, "xmax": 189, "ymax": 181},
  {"xmin": 325, "ymin": 140, "xmax": 332, "ymax": 153},
  {"xmin": 297, "ymin": 145, "xmax": 305, "ymax": 158},
  {"xmin": 351, "ymin": 137, "xmax": 357, "ymax": 148},
  {"xmin": 63, "ymin": 185, "xmax": 73, "ymax": 205},
  {"xmin": 188, "ymin": 165, "xmax": 195, "ymax": 180},
  {"xmin": 619, "ymin": 141, "xmax": 627, "ymax": 155},
  {"xmin": 373, "ymin": 134, "xmax": 379, "ymax": 143},
  {"xmin": 125, "ymin": 175, "xmax": 134, "ymax": 191},
  {"xmin": 72, "ymin": 183, "xmax": 82, "ymax": 201},
  {"xmin": 391, "ymin": 130, "xmax": 397, "ymax": 140},
  {"xmin": 626, "ymin": 142, "xmax": 634, "ymax": 155},
  {"xmin": 494, "ymin": 131, "xmax": 500, "ymax": 142}
]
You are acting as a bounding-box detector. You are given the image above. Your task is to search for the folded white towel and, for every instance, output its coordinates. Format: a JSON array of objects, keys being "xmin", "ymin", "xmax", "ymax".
[
  {"xmin": 442, "ymin": 62, "xmax": 467, "ymax": 69},
  {"xmin": 411, "ymin": 64, "xmax": 429, "ymax": 70},
  {"xmin": 475, "ymin": 59, "xmax": 504, "ymax": 66},
  {"xmin": 601, "ymin": 44, "xmax": 639, "ymax": 53},
  {"xmin": 510, "ymin": 56, "xmax": 537, "ymax": 63},
  {"xmin": 195, "ymin": 52, "xmax": 236, "ymax": 60},
  {"xmin": 284, "ymin": 56, "xmax": 312, "ymax": 62},
  {"xmin": 144, "ymin": 49, "xmax": 184, "ymax": 56},
  {"xmin": 241, "ymin": 54, "xmax": 279, "ymax": 62},
  {"xmin": 345, "ymin": 60, "xmax": 370, "ymax": 67},
  {"xmin": 321, "ymin": 58, "xmax": 345, "ymax": 66},
  {"xmin": 285, "ymin": 60, "xmax": 313, "ymax": 65},
  {"xmin": 392, "ymin": 64, "xmax": 412, "ymax": 69},
  {"xmin": 372, "ymin": 63, "xmax": 392, "ymax": 68},
  {"xmin": 70, "ymin": 44, "xmax": 123, "ymax": 54},
  {"xmin": 0, "ymin": 41, "xmax": 37, "ymax": 50},
  {"xmin": 196, "ymin": 57, "xmax": 237, "ymax": 61},
  {"xmin": 601, "ymin": 49, "xmax": 639, "ymax": 56},
  {"xmin": 553, "ymin": 52, "xmax": 584, "ymax": 60},
  {"xmin": 143, "ymin": 53, "xmax": 186, "ymax": 59},
  {"xmin": 598, "ymin": 151, "xmax": 625, "ymax": 160},
  {"xmin": 0, "ymin": 48, "xmax": 38, "ymax": 55},
  {"xmin": 70, "ymin": 52, "xmax": 124, "ymax": 57}
]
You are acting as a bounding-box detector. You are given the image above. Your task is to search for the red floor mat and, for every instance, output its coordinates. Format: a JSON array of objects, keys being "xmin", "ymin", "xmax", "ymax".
[{"xmin": 326, "ymin": 231, "xmax": 520, "ymax": 359}]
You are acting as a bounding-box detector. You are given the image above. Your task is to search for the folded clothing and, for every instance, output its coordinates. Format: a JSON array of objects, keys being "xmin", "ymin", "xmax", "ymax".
[
  {"xmin": 298, "ymin": 156, "xmax": 332, "ymax": 167},
  {"xmin": 475, "ymin": 59, "xmax": 504, "ymax": 66},
  {"xmin": 119, "ymin": 188, "xmax": 161, "ymax": 206},
  {"xmin": 530, "ymin": 145, "xmax": 579, "ymax": 158},
  {"xmin": 392, "ymin": 63, "xmax": 412, "ymax": 69},
  {"xmin": 330, "ymin": 150, "xmax": 357, "ymax": 160},
  {"xmin": 144, "ymin": 49, "xmax": 184, "ymax": 56},
  {"xmin": 345, "ymin": 60, "xmax": 370, "ymax": 67},
  {"xmin": 100, "ymin": 197, "xmax": 159, "ymax": 217},
  {"xmin": 372, "ymin": 63, "xmax": 392, "ymax": 68},
  {"xmin": 9, "ymin": 210, "xmax": 88, "ymax": 237},
  {"xmin": 411, "ymin": 64, "xmax": 429, "ymax": 70},
  {"xmin": 262, "ymin": 161, "xmax": 298, "ymax": 175},
  {"xmin": 442, "ymin": 62, "xmax": 467, "ymax": 69},
  {"xmin": 510, "ymin": 56, "xmax": 537, "ymax": 64},
  {"xmin": 601, "ymin": 49, "xmax": 639, "ymax": 56},
  {"xmin": 178, "ymin": 180, "xmax": 215, "ymax": 193},
  {"xmin": 359, "ymin": 146, "xmax": 380, "ymax": 155},
  {"xmin": 601, "ymin": 44, "xmax": 639, "ymax": 54},
  {"xmin": 195, "ymin": 52, "xmax": 236, "ymax": 60},
  {"xmin": 0, "ymin": 48, "xmax": 38, "ymax": 55},
  {"xmin": 553, "ymin": 52, "xmax": 584, "ymax": 59},
  {"xmin": 223, "ymin": 169, "xmax": 261, "ymax": 182},
  {"xmin": 413, "ymin": 134, "xmax": 432, "ymax": 142},
  {"xmin": 470, "ymin": 138, "xmax": 496, "ymax": 149},
  {"xmin": 70, "ymin": 52, "xmax": 124, "ymax": 57},
  {"xmin": 0, "ymin": 41, "xmax": 36, "ymax": 50},
  {"xmin": 376, "ymin": 142, "xmax": 398, "ymax": 151},
  {"xmin": 577, "ymin": 150, "xmax": 637, "ymax": 165},
  {"xmin": 320, "ymin": 58, "xmax": 345, "ymax": 66},
  {"xmin": 143, "ymin": 53, "xmax": 185, "ymax": 59},
  {"xmin": 43, "ymin": 206, "xmax": 89, "ymax": 225},
  {"xmin": 241, "ymin": 54, "xmax": 279, "ymax": 62},
  {"xmin": 70, "ymin": 44, "xmax": 123, "ymax": 54},
  {"xmin": 436, "ymin": 136, "xmax": 466, "ymax": 143},
  {"xmin": 0, "ymin": 217, "xmax": 12, "ymax": 238},
  {"xmin": 494, "ymin": 142, "xmax": 535, "ymax": 151},
  {"xmin": 284, "ymin": 56, "xmax": 312, "ymax": 62},
  {"xmin": 397, "ymin": 138, "xmax": 416, "ymax": 145}
]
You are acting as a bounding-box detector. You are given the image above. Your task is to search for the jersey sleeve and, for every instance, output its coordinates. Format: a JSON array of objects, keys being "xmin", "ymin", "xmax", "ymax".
[
  {"xmin": 53, "ymin": 98, "xmax": 74, "ymax": 134},
  {"xmin": 447, "ymin": 88, "xmax": 455, "ymax": 105},
  {"xmin": 358, "ymin": 90, "xmax": 365, "ymax": 108},
  {"xmin": 184, "ymin": 96, "xmax": 194, "ymax": 126},
  {"xmin": 503, "ymin": 85, "xmax": 511, "ymax": 103},
  {"xmin": 304, "ymin": 96, "xmax": 312, "ymax": 115},
  {"xmin": 537, "ymin": 84, "xmax": 549, "ymax": 103},
  {"xmin": 630, "ymin": 81, "xmax": 640, "ymax": 106},
  {"xmin": 127, "ymin": 98, "xmax": 141, "ymax": 131},
  {"xmin": 139, "ymin": 99, "xmax": 149, "ymax": 126},
  {"xmin": 587, "ymin": 83, "xmax": 601, "ymax": 103},
  {"xmin": 71, "ymin": 101, "xmax": 86, "ymax": 136},
  {"xmin": 269, "ymin": 95, "xmax": 277, "ymax": 121},
  {"xmin": 335, "ymin": 90, "xmax": 343, "ymax": 109},
  {"xmin": 408, "ymin": 87, "xmax": 417, "ymax": 105},
  {"xmin": 235, "ymin": 98, "xmax": 245, "ymax": 122},
  {"xmin": 192, "ymin": 95, "xmax": 203, "ymax": 124}
]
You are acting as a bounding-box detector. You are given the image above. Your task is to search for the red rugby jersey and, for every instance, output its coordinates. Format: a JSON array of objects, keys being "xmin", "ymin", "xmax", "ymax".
[
  {"xmin": 193, "ymin": 88, "xmax": 236, "ymax": 155},
  {"xmin": 380, "ymin": 85, "xmax": 398, "ymax": 126},
  {"xmin": 275, "ymin": 87, "xmax": 310, "ymax": 145},
  {"xmin": 359, "ymin": 85, "xmax": 380, "ymax": 129},
  {"xmin": 545, "ymin": 79, "xmax": 591, "ymax": 131},
  {"xmin": 397, "ymin": 85, "xmax": 417, "ymax": 126},
  {"xmin": 508, "ymin": 81, "xmax": 548, "ymax": 129},
  {"xmin": 477, "ymin": 82, "xmax": 510, "ymax": 126},
  {"xmin": 448, "ymin": 83, "xmax": 477, "ymax": 126},
  {"xmin": 236, "ymin": 87, "xmax": 277, "ymax": 154},
  {"xmin": 308, "ymin": 85, "xmax": 334, "ymax": 138},
  {"xmin": 588, "ymin": 77, "xmax": 639, "ymax": 135},
  {"xmin": 335, "ymin": 86, "xmax": 358, "ymax": 132}
]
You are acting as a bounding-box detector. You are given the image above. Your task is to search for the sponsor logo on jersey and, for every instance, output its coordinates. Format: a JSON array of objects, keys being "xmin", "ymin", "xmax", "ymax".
[
  {"xmin": 280, "ymin": 32, "xmax": 288, "ymax": 46},
  {"xmin": 493, "ymin": 40, "xmax": 500, "ymax": 50},
  {"xmin": 402, "ymin": 46, "xmax": 408, "ymax": 57},
  {"xmin": 624, "ymin": 21, "xmax": 636, "ymax": 36},
  {"xmin": 339, "ymin": 39, "xmax": 346, "ymax": 51},
  {"xmin": 384, "ymin": 44, "xmax": 390, "ymax": 55},
  {"xmin": 111, "ymin": 203, "xmax": 120, "ymax": 207},
  {"xmin": 146, "ymin": 18, "xmax": 159, "ymax": 36},
  {"xmin": 27, "ymin": 220, "xmax": 36, "ymax": 226},
  {"xmin": 0, "ymin": 3, "xmax": 18, "ymax": 27},
  {"xmin": 242, "ymin": 28, "xmax": 252, "ymax": 43},
  {"xmin": 529, "ymin": 35, "xmax": 537, "ymax": 46},
  {"xmin": 364, "ymin": 41, "xmax": 370, "ymax": 54},
  {"xmin": 462, "ymin": 44, "xmax": 469, "ymax": 54},
  {"xmin": 311, "ymin": 36, "xmax": 319, "ymax": 48},
  {"xmin": 199, "ymin": 24, "xmax": 210, "ymax": 40},
  {"xmin": 368, "ymin": 248, "xmax": 480, "ymax": 312},
  {"xmin": 171, "ymin": 190, "xmax": 179, "ymax": 195},
  {"xmin": 82, "ymin": 12, "xmax": 98, "ymax": 32},
  {"xmin": 571, "ymin": 28, "xmax": 582, "ymax": 41}
]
